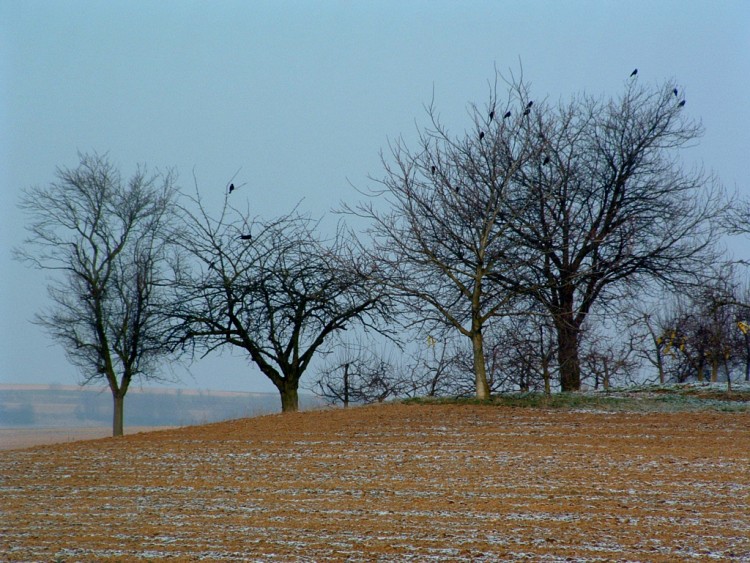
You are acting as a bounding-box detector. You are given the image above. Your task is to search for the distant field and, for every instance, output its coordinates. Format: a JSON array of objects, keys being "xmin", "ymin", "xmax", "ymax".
[
  {"xmin": 0, "ymin": 384, "xmax": 323, "ymax": 430},
  {"xmin": 1, "ymin": 402, "xmax": 748, "ymax": 561},
  {"xmin": 0, "ymin": 426, "xmax": 176, "ymax": 450}
]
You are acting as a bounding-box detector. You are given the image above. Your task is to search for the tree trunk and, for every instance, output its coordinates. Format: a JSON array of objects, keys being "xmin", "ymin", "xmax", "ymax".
[
  {"xmin": 343, "ymin": 363, "xmax": 350, "ymax": 408},
  {"xmin": 710, "ymin": 358, "xmax": 719, "ymax": 383},
  {"xmin": 542, "ymin": 360, "xmax": 551, "ymax": 396},
  {"xmin": 112, "ymin": 393, "xmax": 125, "ymax": 437},
  {"xmin": 279, "ymin": 382, "xmax": 299, "ymax": 412},
  {"xmin": 723, "ymin": 357, "xmax": 732, "ymax": 392},
  {"xmin": 655, "ymin": 348, "xmax": 665, "ymax": 385},
  {"xmin": 541, "ymin": 327, "xmax": 551, "ymax": 395},
  {"xmin": 557, "ymin": 322, "xmax": 581, "ymax": 392},
  {"xmin": 471, "ymin": 330, "xmax": 491, "ymax": 400}
]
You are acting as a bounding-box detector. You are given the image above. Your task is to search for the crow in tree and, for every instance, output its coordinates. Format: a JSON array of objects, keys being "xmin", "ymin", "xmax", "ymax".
[
  {"xmin": 489, "ymin": 110, "xmax": 495, "ymax": 120},
  {"xmin": 503, "ymin": 110, "xmax": 511, "ymax": 119},
  {"xmin": 526, "ymin": 101, "xmax": 533, "ymax": 108},
  {"xmin": 630, "ymin": 68, "xmax": 638, "ymax": 77},
  {"xmin": 479, "ymin": 131, "xmax": 485, "ymax": 140},
  {"xmin": 523, "ymin": 108, "xmax": 531, "ymax": 116},
  {"xmin": 229, "ymin": 183, "xmax": 235, "ymax": 194},
  {"xmin": 543, "ymin": 155, "xmax": 551, "ymax": 165},
  {"xmin": 239, "ymin": 234, "xmax": 252, "ymax": 241},
  {"xmin": 678, "ymin": 100, "xmax": 686, "ymax": 107},
  {"xmin": 673, "ymin": 88, "xmax": 679, "ymax": 97},
  {"xmin": 431, "ymin": 165, "xmax": 437, "ymax": 174}
]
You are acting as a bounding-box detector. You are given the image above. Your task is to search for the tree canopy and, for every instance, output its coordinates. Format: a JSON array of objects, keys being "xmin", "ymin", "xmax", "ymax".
[{"xmin": 17, "ymin": 152, "xmax": 178, "ymax": 435}]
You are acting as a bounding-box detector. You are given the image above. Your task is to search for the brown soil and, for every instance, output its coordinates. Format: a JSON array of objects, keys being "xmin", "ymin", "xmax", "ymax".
[{"xmin": 1, "ymin": 403, "xmax": 748, "ymax": 561}]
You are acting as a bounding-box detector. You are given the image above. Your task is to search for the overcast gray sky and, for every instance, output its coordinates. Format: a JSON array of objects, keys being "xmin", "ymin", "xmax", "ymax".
[{"xmin": 2, "ymin": 1, "xmax": 749, "ymax": 393}]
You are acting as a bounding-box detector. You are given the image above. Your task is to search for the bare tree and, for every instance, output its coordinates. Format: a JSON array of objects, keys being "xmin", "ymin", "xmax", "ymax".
[
  {"xmin": 313, "ymin": 337, "xmax": 404, "ymax": 406},
  {"xmin": 579, "ymin": 319, "xmax": 639, "ymax": 391},
  {"xmin": 512, "ymin": 76, "xmax": 726, "ymax": 391},
  {"xmin": 313, "ymin": 330, "xmax": 482, "ymax": 405},
  {"xmin": 400, "ymin": 334, "xmax": 466, "ymax": 398},
  {"xmin": 732, "ymin": 281, "xmax": 750, "ymax": 383},
  {"xmin": 16, "ymin": 153, "xmax": 178, "ymax": 436},
  {"xmin": 348, "ymin": 78, "xmax": 542, "ymax": 400},
  {"xmin": 170, "ymin": 193, "xmax": 387, "ymax": 412},
  {"xmin": 696, "ymin": 279, "xmax": 737, "ymax": 385},
  {"xmin": 669, "ymin": 300, "xmax": 708, "ymax": 383},
  {"xmin": 726, "ymin": 198, "xmax": 750, "ymax": 258},
  {"xmin": 664, "ymin": 268, "xmax": 747, "ymax": 389},
  {"xmin": 631, "ymin": 303, "xmax": 679, "ymax": 385},
  {"xmin": 634, "ymin": 264, "xmax": 750, "ymax": 390},
  {"xmin": 484, "ymin": 311, "xmax": 558, "ymax": 394}
]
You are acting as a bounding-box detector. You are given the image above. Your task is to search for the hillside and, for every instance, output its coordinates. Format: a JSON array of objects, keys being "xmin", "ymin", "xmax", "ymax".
[{"xmin": 2, "ymin": 402, "xmax": 748, "ymax": 561}]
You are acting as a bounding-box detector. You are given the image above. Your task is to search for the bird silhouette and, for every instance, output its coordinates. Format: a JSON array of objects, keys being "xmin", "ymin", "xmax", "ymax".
[
  {"xmin": 503, "ymin": 110, "xmax": 511, "ymax": 119},
  {"xmin": 229, "ymin": 183, "xmax": 235, "ymax": 193},
  {"xmin": 239, "ymin": 234, "xmax": 252, "ymax": 241},
  {"xmin": 489, "ymin": 110, "xmax": 495, "ymax": 120},
  {"xmin": 431, "ymin": 165, "xmax": 437, "ymax": 174},
  {"xmin": 630, "ymin": 69, "xmax": 638, "ymax": 77},
  {"xmin": 526, "ymin": 101, "xmax": 534, "ymax": 108},
  {"xmin": 673, "ymin": 88, "xmax": 679, "ymax": 97},
  {"xmin": 523, "ymin": 108, "xmax": 531, "ymax": 116},
  {"xmin": 543, "ymin": 156, "xmax": 551, "ymax": 165},
  {"xmin": 678, "ymin": 100, "xmax": 686, "ymax": 107},
  {"xmin": 479, "ymin": 131, "xmax": 485, "ymax": 140}
]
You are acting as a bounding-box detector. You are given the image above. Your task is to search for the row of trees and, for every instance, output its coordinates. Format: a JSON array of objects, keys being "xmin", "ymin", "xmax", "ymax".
[
  {"xmin": 315, "ymin": 273, "xmax": 750, "ymax": 407},
  {"xmin": 637, "ymin": 269, "xmax": 750, "ymax": 388},
  {"xmin": 17, "ymin": 165, "xmax": 387, "ymax": 434},
  {"xmin": 18, "ymin": 74, "xmax": 745, "ymax": 435}
]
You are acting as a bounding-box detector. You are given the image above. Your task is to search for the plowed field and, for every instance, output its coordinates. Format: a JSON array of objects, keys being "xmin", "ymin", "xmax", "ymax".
[{"xmin": 2, "ymin": 403, "xmax": 749, "ymax": 561}]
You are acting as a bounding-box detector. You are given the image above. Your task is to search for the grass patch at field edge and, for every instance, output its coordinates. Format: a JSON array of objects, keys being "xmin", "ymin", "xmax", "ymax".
[{"xmin": 402, "ymin": 385, "xmax": 750, "ymax": 412}]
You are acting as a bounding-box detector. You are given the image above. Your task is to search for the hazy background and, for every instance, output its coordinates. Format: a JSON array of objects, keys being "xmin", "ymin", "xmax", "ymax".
[{"xmin": 2, "ymin": 1, "xmax": 748, "ymax": 394}]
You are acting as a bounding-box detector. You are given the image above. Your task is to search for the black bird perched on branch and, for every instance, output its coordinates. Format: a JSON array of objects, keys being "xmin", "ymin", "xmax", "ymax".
[
  {"xmin": 678, "ymin": 100, "xmax": 686, "ymax": 107},
  {"xmin": 489, "ymin": 110, "xmax": 495, "ymax": 120},
  {"xmin": 503, "ymin": 110, "xmax": 511, "ymax": 119},
  {"xmin": 543, "ymin": 156, "xmax": 551, "ymax": 165},
  {"xmin": 673, "ymin": 88, "xmax": 679, "ymax": 97},
  {"xmin": 479, "ymin": 131, "xmax": 485, "ymax": 140},
  {"xmin": 526, "ymin": 101, "xmax": 533, "ymax": 108},
  {"xmin": 239, "ymin": 234, "xmax": 252, "ymax": 241},
  {"xmin": 523, "ymin": 108, "xmax": 531, "ymax": 116},
  {"xmin": 431, "ymin": 165, "xmax": 437, "ymax": 174},
  {"xmin": 228, "ymin": 183, "xmax": 235, "ymax": 194},
  {"xmin": 630, "ymin": 68, "xmax": 638, "ymax": 77}
]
